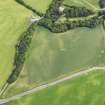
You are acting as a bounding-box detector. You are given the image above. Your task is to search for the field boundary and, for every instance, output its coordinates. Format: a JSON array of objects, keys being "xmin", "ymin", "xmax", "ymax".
[{"xmin": 0, "ymin": 66, "xmax": 105, "ymax": 104}]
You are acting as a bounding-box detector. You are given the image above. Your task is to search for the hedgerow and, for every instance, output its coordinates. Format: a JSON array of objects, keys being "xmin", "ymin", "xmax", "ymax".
[
  {"xmin": 7, "ymin": 23, "xmax": 36, "ymax": 84},
  {"xmin": 15, "ymin": 0, "xmax": 43, "ymax": 16},
  {"xmin": 44, "ymin": 16, "xmax": 103, "ymax": 33},
  {"xmin": 63, "ymin": 5, "xmax": 95, "ymax": 18}
]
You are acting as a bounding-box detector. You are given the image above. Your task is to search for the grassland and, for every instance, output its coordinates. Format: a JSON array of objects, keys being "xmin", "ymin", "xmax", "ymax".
[
  {"xmin": 4, "ymin": 70, "xmax": 105, "ymax": 105},
  {"xmin": 63, "ymin": 0, "xmax": 100, "ymax": 9},
  {"xmin": 0, "ymin": 0, "xmax": 33, "ymax": 89},
  {"xmin": 1, "ymin": 0, "xmax": 105, "ymax": 98},
  {"xmin": 25, "ymin": 0, "xmax": 52, "ymax": 13},
  {"xmin": 3, "ymin": 24, "xmax": 105, "ymax": 98}
]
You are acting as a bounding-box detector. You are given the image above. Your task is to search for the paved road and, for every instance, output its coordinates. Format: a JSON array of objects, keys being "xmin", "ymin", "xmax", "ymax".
[{"xmin": 0, "ymin": 66, "xmax": 105, "ymax": 104}]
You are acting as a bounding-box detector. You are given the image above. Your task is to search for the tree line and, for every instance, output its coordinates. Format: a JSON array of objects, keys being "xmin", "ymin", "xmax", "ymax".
[
  {"xmin": 99, "ymin": 0, "xmax": 105, "ymax": 8},
  {"xmin": 38, "ymin": 1, "xmax": 104, "ymax": 33},
  {"xmin": 98, "ymin": 0, "xmax": 105, "ymax": 29},
  {"xmin": 44, "ymin": 0, "xmax": 64, "ymax": 22},
  {"xmin": 38, "ymin": 0, "xmax": 64, "ymax": 29},
  {"xmin": 38, "ymin": 1, "xmax": 105, "ymax": 33},
  {"xmin": 45, "ymin": 16, "xmax": 104, "ymax": 33},
  {"xmin": 15, "ymin": 0, "xmax": 43, "ymax": 16},
  {"xmin": 7, "ymin": 23, "xmax": 36, "ymax": 84},
  {"xmin": 62, "ymin": 5, "xmax": 95, "ymax": 18}
]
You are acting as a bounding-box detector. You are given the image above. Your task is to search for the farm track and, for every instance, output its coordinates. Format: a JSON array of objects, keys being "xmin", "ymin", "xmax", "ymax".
[{"xmin": 0, "ymin": 66, "xmax": 105, "ymax": 104}]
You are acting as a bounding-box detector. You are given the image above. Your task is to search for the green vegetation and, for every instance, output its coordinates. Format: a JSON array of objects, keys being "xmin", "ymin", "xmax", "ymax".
[
  {"xmin": 7, "ymin": 23, "xmax": 36, "ymax": 84},
  {"xmin": 98, "ymin": 0, "xmax": 105, "ymax": 28},
  {"xmin": 63, "ymin": 0, "xmax": 100, "ymax": 9},
  {"xmin": 99, "ymin": 0, "xmax": 105, "ymax": 8},
  {"xmin": 44, "ymin": 0, "xmax": 64, "ymax": 21},
  {"xmin": 3, "ymin": 0, "xmax": 65, "ymax": 91},
  {"xmin": 63, "ymin": 5, "xmax": 95, "ymax": 18},
  {"xmin": 5, "ymin": 71, "xmax": 105, "ymax": 105},
  {"xmin": 0, "ymin": 0, "xmax": 39, "ymax": 94},
  {"xmin": 45, "ymin": 16, "xmax": 104, "ymax": 33},
  {"xmin": 3, "ymin": 25, "xmax": 104, "ymax": 97},
  {"xmin": 0, "ymin": 0, "xmax": 32, "ymax": 89},
  {"xmin": 15, "ymin": 0, "xmax": 43, "ymax": 16},
  {"xmin": 25, "ymin": 0, "xmax": 52, "ymax": 13},
  {"xmin": 15, "ymin": 0, "xmax": 105, "ymax": 34},
  {"xmin": 38, "ymin": 0, "xmax": 64, "ymax": 31},
  {"xmin": 1, "ymin": 0, "xmax": 105, "ymax": 103},
  {"xmin": 38, "ymin": 0, "xmax": 105, "ymax": 33}
]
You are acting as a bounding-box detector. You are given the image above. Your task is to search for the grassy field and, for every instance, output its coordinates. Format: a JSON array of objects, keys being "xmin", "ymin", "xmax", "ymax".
[
  {"xmin": 3, "ymin": 25, "xmax": 105, "ymax": 97},
  {"xmin": 25, "ymin": 0, "xmax": 52, "ymax": 13},
  {"xmin": 4, "ymin": 70, "xmax": 105, "ymax": 105},
  {"xmin": 24, "ymin": 0, "xmax": 99, "ymax": 14},
  {"xmin": 0, "ymin": 0, "xmax": 32, "ymax": 89},
  {"xmin": 1, "ymin": 0, "xmax": 105, "ymax": 98},
  {"xmin": 0, "ymin": 0, "xmax": 105, "ymax": 105}
]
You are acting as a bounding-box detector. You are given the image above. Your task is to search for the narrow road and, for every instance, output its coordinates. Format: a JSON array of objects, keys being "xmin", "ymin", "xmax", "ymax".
[{"xmin": 0, "ymin": 66, "xmax": 105, "ymax": 104}]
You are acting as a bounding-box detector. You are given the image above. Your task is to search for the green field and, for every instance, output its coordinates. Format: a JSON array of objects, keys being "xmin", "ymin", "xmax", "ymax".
[
  {"xmin": 0, "ymin": 0, "xmax": 32, "ymax": 89},
  {"xmin": 64, "ymin": 0, "xmax": 100, "ymax": 9},
  {"xmin": 25, "ymin": 0, "xmax": 52, "ymax": 13},
  {"xmin": 1, "ymin": 0, "xmax": 105, "ymax": 97},
  {"xmin": 1, "ymin": 0, "xmax": 105, "ymax": 104},
  {"xmin": 4, "ymin": 70, "xmax": 105, "ymax": 105},
  {"xmin": 3, "ymin": 24, "xmax": 105, "ymax": 97}
]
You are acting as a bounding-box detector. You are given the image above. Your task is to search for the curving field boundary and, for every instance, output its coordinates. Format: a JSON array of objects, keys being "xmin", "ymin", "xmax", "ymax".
[{"xmin": 0, "ymin": 66, "xmax": 105, "ymax": 104}]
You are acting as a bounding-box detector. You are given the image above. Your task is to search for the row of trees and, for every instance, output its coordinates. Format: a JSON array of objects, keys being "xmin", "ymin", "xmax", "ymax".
[
  {"xmin": 63, "ymin": 5, "xmax": 94, "ymax": 18},
  {"xmin": 38, "ymin": 0, "xmax": 64, "ymax": 31},
  {"xmin": 7, "ymin": 23, "xmax": 36, "ymax": 84},
  {"xmin": 99, "ymin": 0, "xmax": 105, "ymax": 8},
  {"xmin": 7, "ymin": 0, "xmax": 64, "ymax": 85},
  {"xmin": 38, "ymin": 0, "xmax": 104, "ymax": 33},
  {"xmin": 45, "ymin": 0, "xmax": 64, "ymax": 22},
  {"xmin": 47, "ymin": 16, "xmax": 103, "ymax": 33},
  {"xmin": 98, "ymin": 0, "xmax": 105, "ymax": 20},
  {"xmin": 15, "ymin": 0, "xmax": 105, "ymax": 33},
  {"xmin": 15, "ymin": 0, "xmax": 43, "ymax": 16}
]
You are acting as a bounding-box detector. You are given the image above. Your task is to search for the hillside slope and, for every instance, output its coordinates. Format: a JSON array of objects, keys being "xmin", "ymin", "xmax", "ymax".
[
  {"xmin": 4, "ymin": 70, "xmax": 105, "ymax": 105},
  {"xmin": 1, "ymin": 0, "xmax": 105, "ymax": 101}
]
